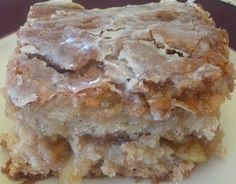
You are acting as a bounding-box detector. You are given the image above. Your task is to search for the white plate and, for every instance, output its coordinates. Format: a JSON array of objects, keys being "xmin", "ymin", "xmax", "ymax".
[{"xmin": 0, "ymin": 34, "xmax": 236, "ymax": 184}]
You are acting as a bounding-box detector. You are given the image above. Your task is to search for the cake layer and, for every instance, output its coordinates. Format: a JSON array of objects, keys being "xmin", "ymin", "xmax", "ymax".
[
  {"xmin": 1, "ymin": 123, "xmax": 223, "ymax": 183},
  {"xmin": 7, "ymin": 93, "xmax": 220, "ymax": 142},
  {"xmin": 6, "ymin": 51, "xmax": 223, "ymax": 142}
]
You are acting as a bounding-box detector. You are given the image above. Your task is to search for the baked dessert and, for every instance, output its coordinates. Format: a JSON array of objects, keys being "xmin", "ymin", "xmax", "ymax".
[{"xmin": 1, "ymin": 0, "xmax": 235, "ymax": 183}]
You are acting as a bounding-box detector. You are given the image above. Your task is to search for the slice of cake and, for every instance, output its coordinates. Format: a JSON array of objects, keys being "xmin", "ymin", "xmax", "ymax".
[{"xmin": 1, "ymin": 0, "xmax": 235, "ymax": 183}]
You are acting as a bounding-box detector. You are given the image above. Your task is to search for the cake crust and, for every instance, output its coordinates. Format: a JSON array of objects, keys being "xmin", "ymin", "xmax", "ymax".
[{"xmin": 8, "ymin": 0, "xmax": 235, "ymax": 118}]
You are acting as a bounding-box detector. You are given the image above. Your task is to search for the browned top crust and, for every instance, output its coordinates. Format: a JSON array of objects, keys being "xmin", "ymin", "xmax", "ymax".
[{"xmin": 7, "ymin": 0, "xmax": 235, "ymax": 119}]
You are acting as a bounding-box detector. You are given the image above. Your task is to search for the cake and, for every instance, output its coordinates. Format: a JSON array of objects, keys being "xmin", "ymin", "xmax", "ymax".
[{"xmin": 1, "ymin": 0, "xmax": 235, "ymax": 183}]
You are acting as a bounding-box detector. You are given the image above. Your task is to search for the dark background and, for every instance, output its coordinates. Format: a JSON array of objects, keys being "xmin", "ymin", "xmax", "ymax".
[{"xmin": 0, "ymin": 0, "xmax": 235, "ymax": 49}]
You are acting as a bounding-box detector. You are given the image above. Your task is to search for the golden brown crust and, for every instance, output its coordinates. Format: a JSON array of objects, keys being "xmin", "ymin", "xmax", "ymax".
[
  {"xmin": 1, "ymin": 160, "xmax": 53, "ymax": 184},
  {"xmin": 6, "ymin": 0, "xmax": 235, "ymax": 120}
]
